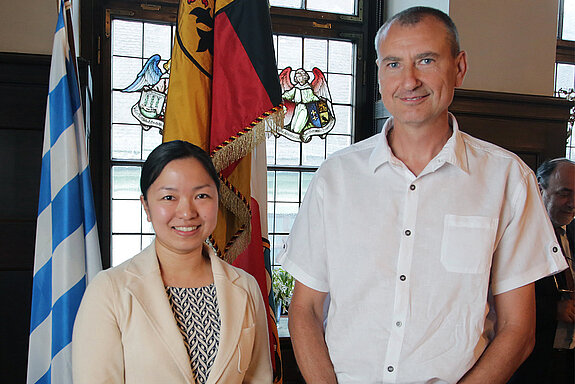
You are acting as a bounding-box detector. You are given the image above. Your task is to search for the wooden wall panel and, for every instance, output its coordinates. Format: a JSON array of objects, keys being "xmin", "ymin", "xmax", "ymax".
[
  {"xmin": 451, "ymin": 88, "xmax": 572, "ymax": 170},
  {"xmin": 0, "ymin": 52, "xmax": 49, "ymax": 383}
]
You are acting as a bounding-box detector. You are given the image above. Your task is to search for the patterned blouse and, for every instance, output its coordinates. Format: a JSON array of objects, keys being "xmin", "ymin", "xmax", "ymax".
[{"xmin": 166, "ymin": 284, "xmax": 221, "ymax": 384}]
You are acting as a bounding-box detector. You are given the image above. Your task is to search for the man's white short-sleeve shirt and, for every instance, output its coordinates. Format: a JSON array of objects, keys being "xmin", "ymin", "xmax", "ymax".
[{"xmin": 279, "ymin": 115, "xmax": 567, "ymax": 384}]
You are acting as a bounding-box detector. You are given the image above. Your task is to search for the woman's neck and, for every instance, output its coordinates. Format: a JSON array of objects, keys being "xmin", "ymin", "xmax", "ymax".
[{"xmin": 155, "ymin": 242, "xmax": 214, "ymax": 288}]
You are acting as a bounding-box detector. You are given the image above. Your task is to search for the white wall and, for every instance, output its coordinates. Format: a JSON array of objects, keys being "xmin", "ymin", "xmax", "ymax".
[
  {"xmin": 0, "ymin": 0, "xmax": 81, "ymax": 55},
  {"xmin": 0, "ymin": 0, "xmax": 57, "ymax": 55},
  {"xmin": 385, "ymin": 0, "xmax": 559, "ymax": 96},
  {"xmin": 450, "ymin": 0, "xmax": 558, "ymax": 95}
]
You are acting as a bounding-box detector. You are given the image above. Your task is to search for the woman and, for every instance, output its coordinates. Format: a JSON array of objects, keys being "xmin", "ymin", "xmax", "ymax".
[{"xmin": 73, "ymin": 140, "xmax": 272, "ymax": 383}]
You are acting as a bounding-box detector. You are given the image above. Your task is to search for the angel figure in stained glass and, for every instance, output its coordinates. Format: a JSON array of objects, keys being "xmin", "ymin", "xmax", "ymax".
[
  {"xmin": 122, "ymin": 54, "xmax": 171, "ymax": 134},
  {"xmin": 278, "ymin": 67, "xmax": 335, "ymax": 143}
]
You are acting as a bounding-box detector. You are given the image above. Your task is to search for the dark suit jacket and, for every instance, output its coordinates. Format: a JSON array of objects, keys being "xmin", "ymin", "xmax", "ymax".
[{"xmin": 509, "ymin": 222, "xmax": 574, "ymax": 383}]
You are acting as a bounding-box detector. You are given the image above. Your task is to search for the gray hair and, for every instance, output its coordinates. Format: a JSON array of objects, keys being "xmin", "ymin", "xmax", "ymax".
[
  {"xmin": 536, "ymin": 158, "xmax": 575, "ymax": 190},
  {"xmin": 375, "ymin": 6, "xmax": 460, "ymax": 62}
]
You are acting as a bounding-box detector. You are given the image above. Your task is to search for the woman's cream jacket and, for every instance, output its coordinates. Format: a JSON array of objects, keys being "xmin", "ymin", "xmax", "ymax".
[{"xmin": 72, "ymin": 242, "xmax": 272, "ymax": 383}]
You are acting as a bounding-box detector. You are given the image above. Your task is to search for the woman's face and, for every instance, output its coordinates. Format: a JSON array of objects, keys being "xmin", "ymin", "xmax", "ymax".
[{"xmin": 141, "ymin": 157, "xmax": 218, "ymax": 257}]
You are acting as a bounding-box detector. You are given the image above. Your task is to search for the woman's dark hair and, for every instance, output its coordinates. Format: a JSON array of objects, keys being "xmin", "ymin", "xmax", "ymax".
[{"xmin": 140, "ymin": 140, "xmax": 220, "ymax": 199}]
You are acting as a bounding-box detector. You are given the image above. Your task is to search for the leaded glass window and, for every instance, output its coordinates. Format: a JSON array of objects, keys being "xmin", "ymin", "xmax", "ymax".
[
  {"xmin": 270, "ymin": 0, "xmax": 357, "ymax": 15},
  {"xmin": 109, "ymin": 19, "xmax": 358, "ymax": 269},
  {"xmin": 267, "ymin": 35, "xmax": 355, "ymax": 266},
  {"xmin": 110, "ymin": 19, "xmax": 172, "ymax": 266}
]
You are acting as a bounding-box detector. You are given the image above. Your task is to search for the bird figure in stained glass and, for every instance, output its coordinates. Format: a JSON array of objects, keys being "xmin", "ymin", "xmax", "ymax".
[{"xmin": 122, "ymin": 54, "xmax": 164, "ymax": 93}]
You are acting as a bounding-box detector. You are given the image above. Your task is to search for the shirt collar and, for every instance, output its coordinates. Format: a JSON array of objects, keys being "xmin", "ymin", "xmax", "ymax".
[{"xmin": 369, "ymin": 113, "xmax": 469, "ymax": 174}]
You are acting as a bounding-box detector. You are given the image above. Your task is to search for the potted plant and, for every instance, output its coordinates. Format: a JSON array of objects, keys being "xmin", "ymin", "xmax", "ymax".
[{"xmin": 272, "ymin": 267, "xmax": 295, "ymax": 321}]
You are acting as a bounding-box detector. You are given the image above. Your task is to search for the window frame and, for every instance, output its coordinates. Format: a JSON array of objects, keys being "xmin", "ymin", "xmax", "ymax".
[
  {"xmin": 84, "ymin": 0, "xmax": 383, "ymax": 268},
  {"xmin": 555, "ymin": 0, "xmax": 575, "ymax": 159}
]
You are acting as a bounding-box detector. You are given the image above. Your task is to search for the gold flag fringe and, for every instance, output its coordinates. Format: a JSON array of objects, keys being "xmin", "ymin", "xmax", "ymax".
[
  {"xmin": 210, "ymin": 105, "xmax": 284, "ymax": 262},
  {"xmin": 211, "ymin": 105, "xmax": 284, "ymax": 172},
  {"xmin": 217, "ymin": 175, "xmax": 252, "ymax": 263}
]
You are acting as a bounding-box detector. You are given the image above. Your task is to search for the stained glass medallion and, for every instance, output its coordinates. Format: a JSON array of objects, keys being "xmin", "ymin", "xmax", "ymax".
[
  {"xmin": 121, "ymin": 55, "xmax": 171, "ymax": 133},
  {"xmin": 278, "ymin": 67, "xmax": 336, "ymax": 142}
]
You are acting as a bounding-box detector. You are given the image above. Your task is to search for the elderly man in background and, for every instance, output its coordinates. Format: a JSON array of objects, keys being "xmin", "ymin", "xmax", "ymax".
[{"xmin": 511, "ymin": 158, "xmax": 575, "ymax": 384}]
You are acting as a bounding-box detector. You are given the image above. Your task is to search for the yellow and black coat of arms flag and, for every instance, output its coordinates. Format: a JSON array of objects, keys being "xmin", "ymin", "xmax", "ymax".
[{"xmin": 163, "ymin": 0, "xmax": 284, "ymax": 381}]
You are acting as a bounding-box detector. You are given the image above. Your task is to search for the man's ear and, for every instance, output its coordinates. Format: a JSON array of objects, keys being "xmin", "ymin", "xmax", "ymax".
[{"xmin": 454, "ymin": 50, "xmax": 467, "ymax": 88}]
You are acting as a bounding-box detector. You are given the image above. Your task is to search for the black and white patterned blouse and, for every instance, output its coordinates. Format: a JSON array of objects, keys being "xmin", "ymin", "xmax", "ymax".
[{"xmin": 166, "ymin": 284, "xmax": 221, "ymax": 384}]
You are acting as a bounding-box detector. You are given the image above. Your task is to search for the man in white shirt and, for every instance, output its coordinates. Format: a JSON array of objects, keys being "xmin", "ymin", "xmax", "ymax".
[{"xmin": 279, "ymin": 7, "xmax": 567, "ymax": 384}]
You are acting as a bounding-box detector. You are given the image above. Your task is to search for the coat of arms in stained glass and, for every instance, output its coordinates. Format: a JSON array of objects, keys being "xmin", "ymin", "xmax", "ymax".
[
  {"xmin": 278, "ymin": 67, "xmax": 336, "ymax": 143},
  {"xmin": 121, "ymin": 54, "xmax": 171, "ymax": 133}
]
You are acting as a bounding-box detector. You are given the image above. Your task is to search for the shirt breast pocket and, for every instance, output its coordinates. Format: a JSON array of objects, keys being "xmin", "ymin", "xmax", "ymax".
[{"xmin": 440, "ymin": 215, "xmax": 498, "ymax": 274}]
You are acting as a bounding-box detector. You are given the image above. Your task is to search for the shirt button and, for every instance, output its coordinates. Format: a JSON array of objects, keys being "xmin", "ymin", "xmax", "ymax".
[
  {"xmin": 400, "ymin": 275, "xmax": 406, "ymax": 281},
  {"xmin": 552, "ymin": 246, "xmax": 558, "ymax": 253},
  {"xmin": 387, "ymin": 366, "xmax": 394, "ymax": 372},
  {"xmin": 405, "ymin": 229, "xmax": 411, "ymax": 236},
  {"xmin": 396, "ymin": 321, "xmax": 402, "ymax": 327},
  {"xmin": 410, "ymin": 184, "xmax": 416, "ymax": 191}
]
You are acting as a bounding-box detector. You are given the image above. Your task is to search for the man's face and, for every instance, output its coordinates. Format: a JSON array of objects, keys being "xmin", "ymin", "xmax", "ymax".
[
  {"xmin": 541, "ymin": 163, "xmax": 575, "ymax": 227},
  {"xmin": 376, "ymin": 17, "xmax": 467, "ymax": 129}
]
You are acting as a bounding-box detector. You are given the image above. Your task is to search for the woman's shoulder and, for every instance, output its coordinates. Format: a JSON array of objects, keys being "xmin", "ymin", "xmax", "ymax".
[
  {"xmin": 211, "ymin": 255, "xmax": 259, "ymax": 289},
  {"xmin": 90, "ymin": 244, "xmax": 157, "ymax": 286}
]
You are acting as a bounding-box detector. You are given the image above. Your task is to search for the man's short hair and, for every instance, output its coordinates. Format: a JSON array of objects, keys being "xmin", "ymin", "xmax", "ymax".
[
  {"xmin": 536, "ymin": 158, "xmax": 575, "ymax": 189},
  {"xmin": 374, "ymin": 6, "xmax": 460, "ymax": 61}
]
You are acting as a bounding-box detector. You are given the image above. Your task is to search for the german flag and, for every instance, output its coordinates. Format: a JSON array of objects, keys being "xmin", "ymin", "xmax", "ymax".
[{"xmin": 163, "ymin": 0, "xmax": 283, "ymax": 381}]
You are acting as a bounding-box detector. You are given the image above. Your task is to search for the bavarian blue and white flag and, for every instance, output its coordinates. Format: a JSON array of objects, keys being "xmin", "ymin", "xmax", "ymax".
[{"xmin": 27, "ymin": 1, "xmax": 102, "ymax": 383}]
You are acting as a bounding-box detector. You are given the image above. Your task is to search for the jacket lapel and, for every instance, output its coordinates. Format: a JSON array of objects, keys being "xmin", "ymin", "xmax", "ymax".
[
  {"xmin": 207, "ymin": 254, "xmax": 248, "ymax": 383},
  {"xmin": 125, "ymin": 244, "xmax": 195, "ymax": 384}
]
